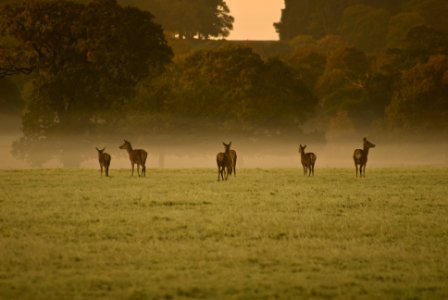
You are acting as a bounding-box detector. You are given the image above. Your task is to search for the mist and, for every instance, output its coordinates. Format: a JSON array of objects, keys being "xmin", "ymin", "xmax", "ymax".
[{"xmin": 2, "ymin": 114, "xmax": 447, "ymax": 170}]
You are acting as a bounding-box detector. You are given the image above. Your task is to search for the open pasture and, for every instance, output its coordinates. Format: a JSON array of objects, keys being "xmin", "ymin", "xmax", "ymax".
[{"xmin": 0, "ymin": 168, "xmax": 447, "ymax": 299}]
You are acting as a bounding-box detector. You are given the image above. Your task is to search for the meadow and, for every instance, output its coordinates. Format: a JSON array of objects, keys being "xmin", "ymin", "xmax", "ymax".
[{"xmin": 0, "ymin": 167, "xmax": 447, "ymax": 299}]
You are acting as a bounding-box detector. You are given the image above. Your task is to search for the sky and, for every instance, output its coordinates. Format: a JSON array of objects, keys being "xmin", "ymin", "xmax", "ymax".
[{"xmin": 225, "ymin": 0, "xmax": 284, "ymax": 40}]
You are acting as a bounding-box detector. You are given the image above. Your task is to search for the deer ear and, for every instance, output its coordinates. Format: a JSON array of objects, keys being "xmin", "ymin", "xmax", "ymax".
[
  {"xmin": 363, "ymin": 137, "xmax": 367, "ymax": 141},
  {"xmin": 96, "ymin": 147, "xmax": 99, "ymax": 151}
]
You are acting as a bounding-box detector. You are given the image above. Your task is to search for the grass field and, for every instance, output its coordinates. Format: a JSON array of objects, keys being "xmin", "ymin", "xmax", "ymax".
[{"xmin": 0, "ymin": 168, "xmax": 447, "ymax": 299}]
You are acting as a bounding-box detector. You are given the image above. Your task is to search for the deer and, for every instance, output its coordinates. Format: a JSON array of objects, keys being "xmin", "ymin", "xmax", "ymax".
[
  {"xmin": 119, "ymin": 140, "xmax": 148, "ymax": 177},
  {"xmin": 299, "ymin": 144, "xmax": 317, "ymax": 176},
  {"xmin": 216, "ymin": 142, "xmax": 233, "ymax": 181},
  {"xmin": 95, "ymin": 147, "xmax": 111, "ymax": 177},
  {"xmin": 353, "ymin": 137, "xmax": 376, "ymax": 177}
]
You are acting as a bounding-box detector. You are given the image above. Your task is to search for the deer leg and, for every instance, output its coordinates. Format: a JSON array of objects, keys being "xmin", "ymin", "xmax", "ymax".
[
  {"xmin": 142, "ymin": 165, "xmax": 146, "ymax": 177},
  {"xmin": 100, "ymin": 165, "xmax": 103, "ymax": 176},
  {"xmin": 105, "ymin": 166, "xmax": 109, "ymax": 177},
  {"xmin": 131, "ymin": 163, "xmax": 134, "ymax": 176},
  {"xmin": 137, "ymin": 164, "xmax": 141, "ymax": 177}
]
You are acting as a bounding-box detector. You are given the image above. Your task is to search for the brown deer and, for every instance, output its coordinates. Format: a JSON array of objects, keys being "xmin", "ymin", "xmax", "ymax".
[
  {"xmin": 216, "ymin": 142, "xmax": 233, "ymax": 181},
  {"xmin": 96, "ymin": 147, "xmax": 111, "ymax": 177},
  {"xmin": 119, "ymin": 140, "xmax": 148, "ymax": 177},
  {"xmin": 299, "ymin": 144, "xmax": 317, "ymax": 176},
  {"xmin": 353, "ymin": 137, "xmax": 376, "ymax": 177}
]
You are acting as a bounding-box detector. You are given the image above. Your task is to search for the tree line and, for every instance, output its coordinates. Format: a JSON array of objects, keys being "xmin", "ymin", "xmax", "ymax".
[{"xmin": 0, "ymin": 0, "xmax": 447, "ymax": 167}]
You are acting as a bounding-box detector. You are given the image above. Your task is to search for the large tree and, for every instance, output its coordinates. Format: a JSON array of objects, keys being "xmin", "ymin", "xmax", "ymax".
[
  {"xmin": 135, "ymin": 45, "xmax": 317, "ymax": 132},
  {"xmin": 121, "ymin": 0, "xmax": 234, "ymax": 39},
  {"xmin": 1, "ymin": 0, "xmax": 172, "ymax": 165}
]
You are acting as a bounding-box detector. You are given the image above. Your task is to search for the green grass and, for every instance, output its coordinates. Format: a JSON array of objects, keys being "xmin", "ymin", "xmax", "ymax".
[{"xmin": 0, "ymin": 168, "xmax": 447, "ymax": 299}]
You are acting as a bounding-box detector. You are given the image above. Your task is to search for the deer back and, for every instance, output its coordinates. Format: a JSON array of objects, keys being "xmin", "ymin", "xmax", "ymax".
[{"xmin": 130, "ymin": 149, "xmax": 147, "ymax": 165}]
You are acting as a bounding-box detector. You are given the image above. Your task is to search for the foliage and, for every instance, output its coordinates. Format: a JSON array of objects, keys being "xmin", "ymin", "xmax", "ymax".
[
  {"xmin": 276, "ymin": 0, "xmax": 448, "ymax": 53},
  {"xmin": 339, "ymin": 5, "xmax": 390, "ymax": 52},
  {"xmin": 1, "ymin": 0, "xmax": 172, "ymax": 135},
  {"xmin": 145, "ymin": 45, "xmax": 317, "ymax": 129},
  {"xmin": 385, "ymin": 54, "xmax": 448, "ymax": 135},
  {"xmin": 0, "ymin": 0, "xmax": 172, "ymax": 165},
  {"xmin": 120, "ymin": 0, "xmax": 234, "ymax": 39}
]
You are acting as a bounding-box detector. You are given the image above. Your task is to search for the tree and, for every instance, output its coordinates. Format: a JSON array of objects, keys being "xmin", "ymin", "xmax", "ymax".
[
  {"xmin": 403, "ymin": 25, "xmax": 448, "ymax": 63},
  {"xmin": 286, "ymin": 47, "xmax": 327, "ymax": 90},
  {"xmin": 1, "ymin": 0, "xmax": 172, "ymax": 166},
  {"xmin": 403, "ymin": 0, "xmax": 448, "ymax": 31},
  {"xmin": 386, "ymin": 12, "xmax": 425, "ymax": 49},
  {"xmin": 339, "ymin": 5, "xmax": 390, "ymax": 52},
  {"xmin": 384, "ymin": 54, "xmax": 448, "ymax": 135},
  {"xmin": 316, "ymin": 47, "xmax": 372, "ymax": 126},
  {"xmin": 146, "ymin": 45, "xmax": 317, "ymax": 131},
  {"xmin": 121, "ymin": 0, "xmax": 234, "ymax": 39},
  {"xmin": 275, "ymin": 0, "xmax": 346, "ymax": 40}
]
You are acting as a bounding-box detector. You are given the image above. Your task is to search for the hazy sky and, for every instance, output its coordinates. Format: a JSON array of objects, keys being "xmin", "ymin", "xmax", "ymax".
[{"xmin": 225, "ymin": 0, "xmax": 284, "ymax": 40}]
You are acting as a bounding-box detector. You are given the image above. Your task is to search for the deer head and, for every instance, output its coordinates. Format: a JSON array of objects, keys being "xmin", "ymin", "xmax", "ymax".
[
  {"xmin": 223, "ymin": 142, "xmax": 232, "ymax": 153},
  {"xmin": 96, "ymin": 147, "xmax": 105, "ymax": 153},
  {"xmin": 299, "ymin": 144, "xmax": 307, "ymax": 154},
  {"xmin": 119, "ymin": 140, "xmax": 131, "ymax": 150},
  {"xmin": 363, "ymin": 138, "xmax": 376, "ymax": 150}
]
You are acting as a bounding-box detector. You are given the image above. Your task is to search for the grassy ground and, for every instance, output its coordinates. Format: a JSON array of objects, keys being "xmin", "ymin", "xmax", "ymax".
[{"xmin": 0, "ymin": 168, "xmax": 447, "ymax": 299}]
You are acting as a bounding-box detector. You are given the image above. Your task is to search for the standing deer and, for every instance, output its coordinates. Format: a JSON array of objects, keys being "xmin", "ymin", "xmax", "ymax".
[
  {"xmin": 299, "ymin": 144, "xmax": 317, "ymax": 176},
  {"xmin": 119, "ymin": 140, "xmax": 148, "ymax": 177},
  {"xmin": 96, "ymin": 147, "xmax": 111, "ymax": 177},
  {"xmin": 216, "ymin": 142, "xmax": 233, "ymax": 181},
  {"xmin": 353, "ymin": 137, "xmax": 376, "ymax": 177}
]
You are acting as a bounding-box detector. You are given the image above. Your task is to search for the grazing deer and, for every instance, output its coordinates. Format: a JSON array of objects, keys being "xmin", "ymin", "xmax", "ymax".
[
  {"xmin": 353, "ymin": 137, "xmax": 376, "ymax": 177},
  {"xmin": 299, "ymin": 144, "xmax": 317, "ymax": 176},
  {"xmin": 216, "ymin": 142, "xmax": 233, "ymax": 181},
  {"xmin": 96, "ymin": 147, "xmax": 111, "ymax": 177},
  {"xmin": 119, "ymin": 140, "xmax": 148, "ymax": 177}
]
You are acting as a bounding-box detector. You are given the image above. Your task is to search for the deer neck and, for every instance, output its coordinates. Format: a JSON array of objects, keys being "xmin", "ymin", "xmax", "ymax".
[
  {"xmin": 362, "ymin": 147, "xmax": 370, "ymax": 158},
  {"xmin": 126, "ymin": 147, "xmax": 134, "ymax": 156}
]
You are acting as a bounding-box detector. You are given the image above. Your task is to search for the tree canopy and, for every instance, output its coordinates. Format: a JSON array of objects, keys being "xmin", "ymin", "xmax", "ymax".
[
  {"xmin": 119, "ymin": 0, "xmax": 234, "ymax": 39},
  {"xmin": 0, "ymin": 0, "xmax": 172, "ymax": 165},
  {"xmin": 275, "ymin": 0, "xmax": 448, "ymax": 52}
]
